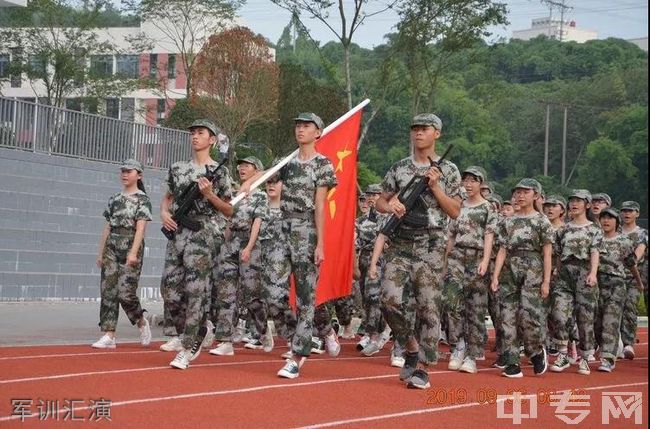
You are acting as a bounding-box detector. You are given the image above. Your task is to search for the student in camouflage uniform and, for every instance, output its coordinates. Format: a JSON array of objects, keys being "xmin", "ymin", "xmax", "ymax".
[
  {"xmin": 376, "ymin": 113, "xmax": 463, "ymax": 389},
  {"xmin": 549, "ymin": 189, "xmax": 602, "ymax": 376},
  {"xmin": 444, "ymin": 166, "xmax": 498, "ymax": 374},
  {"xmin": 490, "ymin": 178, "xmax": 553, "ymax": 378},
  {"xmin": 591, "ymin": 193, "xmax": 612, "ymax": 226},
  {"xmin": 619, "ymin": 200, "xmax": 648, "ymax": 359},
  {"xmin": 209, "ymin": 157, "xmax": 269, "ymax": 356},
  {"xmin": 595, "ymin": 208, "xmax": 639, "ymax": 372},
  {"xmin": 159, "ymin": 119, "xmax": 233, "ymax": 370},
  {"xmin": 92, "ymin": 159, "xmax": 153, "ymax": 349}
]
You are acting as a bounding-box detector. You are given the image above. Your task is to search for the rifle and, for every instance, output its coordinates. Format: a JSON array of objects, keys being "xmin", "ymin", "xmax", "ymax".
[
  {"xmin": 161, "ymin": 158, "xmax": 228, "ymax": 240},
  {"xmin": 380, "ymin": 145, "xmax": 453, "ymax": 238}
]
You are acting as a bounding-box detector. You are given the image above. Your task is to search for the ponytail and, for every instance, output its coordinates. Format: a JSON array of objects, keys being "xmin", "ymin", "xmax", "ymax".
[{"xmin": 137, "ymin": 179, "xmax": 147, "ymax": 194}]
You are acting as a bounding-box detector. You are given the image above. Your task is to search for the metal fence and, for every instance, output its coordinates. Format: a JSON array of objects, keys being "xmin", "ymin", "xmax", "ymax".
[{"xmin": 0, "ymin": 96, "xmax": 191, "ymax": 169}]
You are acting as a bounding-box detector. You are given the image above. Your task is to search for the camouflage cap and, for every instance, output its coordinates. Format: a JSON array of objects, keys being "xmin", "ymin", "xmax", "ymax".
[
  {"xmin": 512, "ymin": 178, "xmax": 543, "ymax": 194},
  {"xmin": 600, "ymin": 207, "xmax": 621, "ymax": 222},
  {"xmin": 365, "ymin": 184, "xmax": 382, "ymax": 194},
  {"xmin": 293, "ymin": 112, "xmax": 324, "ymax": 130},
  {"xmin": 488, "ymin": 193, "xmax": 503, "ymax": 206},
  {"xmin": 620, "ymin": 200, "xmax": 641, "ymax": 212},
  {"xmin": 236, "ymin": 156, "xmax": 264, "ymax": 171},
  {"xmin": 120, "ymin": 158, "xmax": 143, "ymax": 173},
  {"xmin": 358, "ymin": 192, "xmax": 368, "ymax": 200},
  {"xmin": 568, "ymin": 189, "xmax": 592, "ymax": 204},
  {"xmin": 592, "ymin": 193, "xmax": 612, "ymax": 206},
  {"xmin": 543, "ymin": 194, "xmax": 567, "ymax": 209},
  {"xmin": 188, "ymin": 119, "xmax": 220, "ymax": 136},
  {"xmin": 462, "ymin": 166, "xmax": 485, "ymax": 183},
  {"xmin": 410, "ymin": 113, "xmax": 442, "ymax": 130}
]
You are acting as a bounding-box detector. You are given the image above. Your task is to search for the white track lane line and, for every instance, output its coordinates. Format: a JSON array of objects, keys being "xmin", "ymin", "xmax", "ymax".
[{"xmin": 295, "ymin": 381, "xmax": 650, "ymax": 429}]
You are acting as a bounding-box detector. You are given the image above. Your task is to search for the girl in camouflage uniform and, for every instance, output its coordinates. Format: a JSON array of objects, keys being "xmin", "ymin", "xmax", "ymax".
[
  {"xmin": 595, "ymin": 208, "xmax": 639, "ymax": 372},
  {"xmin": 92, "ymin": 159, "xmax": 152, "ymax": 349},
  {"xmin": 491, "ymin": 178, "xmax": 554, "ymax": 378},
  {"xmin": 444, "ymin": 166, "xmax": 498, "ymax": 374},
  {"xmin": 550, "ymin": 190, "xmax": 602, "ymax": 376}
]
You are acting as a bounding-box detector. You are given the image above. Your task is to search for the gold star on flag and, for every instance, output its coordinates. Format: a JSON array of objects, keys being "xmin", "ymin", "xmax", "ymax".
[{"xmin": 336, "ymin": 149, "xmax": 353, "ymax": 172}]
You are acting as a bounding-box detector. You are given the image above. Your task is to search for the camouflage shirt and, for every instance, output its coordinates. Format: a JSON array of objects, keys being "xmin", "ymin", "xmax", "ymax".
[
  {"xmin": 355, "ymin": 209, "xmax": 389, "ymax": 251},
  {"xmin": 599, "ymin": 234, "xmax": 637, "ymax": 278},
  {"xmin": 103, "ymin": 191, "xmax": 152, "ymax": 229},
  {"xmin": 448, "ymin": 200, "xmax": 499, "ymax": 249},
  {"xmin": 556, "ymin": 222, "xmax": 603, "ymax": 262},
  {"xmin": 229, "ymin": 189, "xmax": 267, "ymax": 231},
  {"xmin": 166, "ymin": 160, "xmax": 233, "ymax": 218},
  {"xmin": 623, "ymin": 226, "xmax": 648, "ymax": 264},
  {"xmin": 280, "ymin": 154, "xmax": 337, "ymax": 214},
  {"xmin": 258, "ymin": 206, "xmax": 284, "ymax": 242},
  {"xmin": 381, "ymin": 156, "xmax": 464, "ymax": 230},
  {"xmin": 496, "ymin": 212, "xmax": 554, "ymax": 252}
]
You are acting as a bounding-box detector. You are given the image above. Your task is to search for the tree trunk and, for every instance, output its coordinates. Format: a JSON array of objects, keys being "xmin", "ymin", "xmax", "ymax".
[{"xmin": 344, "ymin": 44, "xmax": 352, "ymax": 110}]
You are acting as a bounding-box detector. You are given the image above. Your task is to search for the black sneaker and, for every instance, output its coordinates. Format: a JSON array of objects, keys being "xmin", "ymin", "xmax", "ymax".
[
  {"xmin": 502, "ymin": 364, "xmax": 523, "ymax": 378},
  {"xmin": 189, "ymin": 325, "xmax": 207, "ymax": 361},
  {"xmin": 492, "ymin": 355, "xmax": 507, "ymax": 369},
  {"xmin": 531, "ymin": 348, "xmax": 548, "ymax": 375},
  {"xmin": 399, "ymin": 351, "xmax": 419, "ymax": 381},
  {"xmin": 407, "ymin": 369, "xmax": 431, "ymax": 389},
  {"xmin": 547, "ymin": 346, "xmax": 559, "ymax": 357}
]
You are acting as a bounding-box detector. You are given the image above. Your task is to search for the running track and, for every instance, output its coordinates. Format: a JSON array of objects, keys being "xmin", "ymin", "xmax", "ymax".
[{"xmin": 0, "ymin": 330, "xmax": 647, "ymax": 428}]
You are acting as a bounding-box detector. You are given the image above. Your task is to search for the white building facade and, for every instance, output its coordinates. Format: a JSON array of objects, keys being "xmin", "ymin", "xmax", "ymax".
[{"xmin": 512, "ymin": 18, "xmax": 598, "ymax": 43}]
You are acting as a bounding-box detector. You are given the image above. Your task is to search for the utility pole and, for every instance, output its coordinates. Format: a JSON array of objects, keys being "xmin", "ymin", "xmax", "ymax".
[
  {"xmin": 541, "ymin": 1, "xmax": 573, "ymax": 41},
  {"xmin": 562, "ymin": 106, "xmax": 568, "ymax": 184},
  {"xmin": 544, "ymin": 104, "xmax": 550, "ymax": 176}
]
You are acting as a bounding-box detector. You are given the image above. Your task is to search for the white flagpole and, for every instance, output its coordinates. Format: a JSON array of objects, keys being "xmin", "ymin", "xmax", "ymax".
[{"xmin": 230, "ymin": 98, "xmax": 370, "ymax": 206}]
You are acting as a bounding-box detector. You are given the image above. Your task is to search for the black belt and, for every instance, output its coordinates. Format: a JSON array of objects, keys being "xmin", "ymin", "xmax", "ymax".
[
  {"xmin": 562, "ymin": 256, "xmax": 588, "ymax": 265},
  {"xmin": 508, "ymin": 249, "xmax": 541, "ymax": 258},
  {"xmin": 283, "ymin": 211, "xmax": 314, "ymax": 220},
  {"xmin": 110, "ymin": 227, "xmax": 135, "ymax": 235}
]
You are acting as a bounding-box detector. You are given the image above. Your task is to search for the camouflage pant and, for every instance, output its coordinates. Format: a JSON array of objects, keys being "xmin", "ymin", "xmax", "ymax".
[
  {"xmin": 444, "ymin": 247, "xmax": 490, "ymax": 359},
  {"xmin": 313, "ymin": 303, "xmax": 334, "ymax": 338},
  {"xmin": 260, "ymin": 238, "xmax": 296, "ymax": 341},
  {"xmin": 381, "ymin": 230, "xmax": 446, "ymax": 365},
  {"xmin": 595, "ymin": 273, "xmax": 627, "ymax": 360},
  {"xmin": 212, "ymin": 231, "xmax": 264, "ymax": 340},
  {"xmin": 487, "ymin": 259, "xmax": 506, "ymax": 355},
  {"xmin": 500, "ymin": 253, "xmax": 547, "ymax": 366},
  {"xmin": 160, "ymin": 224, "xmax": 218, "ymax": 349},
  {"xmin": 550, "ymin": 260, "xmax": 598, "ymax": 357},
  {"xmin": 99, "ymin": 231, "xmax": 145, "ymax": 331},
  {"xmin": 621, "ymin": 278, "xmax": 641, "ymax": 347},
  {"xmin": 359, "ymin": 249, "xmax": 385, "ymax": 336},
  {"xmin": 284, "ymin": 217, "xmax": 319, "ymax": 357}
]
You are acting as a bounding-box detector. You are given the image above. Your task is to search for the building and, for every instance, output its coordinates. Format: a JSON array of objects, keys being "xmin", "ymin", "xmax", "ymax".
[
  {"xmin": 512, "ymin": 18, "xmax": 597, "ymax": 43},
  {"xmin": 627, "ymin": 37, "xmax": 648, "ymax": 52},
  {"xmin": 0, "ymin": 0, "xmax": 26, "ymax": 7}
]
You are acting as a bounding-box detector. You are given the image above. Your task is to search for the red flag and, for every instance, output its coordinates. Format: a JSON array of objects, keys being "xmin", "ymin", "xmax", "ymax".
[{"xmin": 289, "ymin": 109, "xmax": 362, "ymax": 308}]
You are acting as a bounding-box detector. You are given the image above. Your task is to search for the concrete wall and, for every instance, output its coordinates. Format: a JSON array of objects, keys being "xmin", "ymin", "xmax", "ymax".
[{"xmin": 0, "ymin": 147, "xmax": 168, "ymax": 300}]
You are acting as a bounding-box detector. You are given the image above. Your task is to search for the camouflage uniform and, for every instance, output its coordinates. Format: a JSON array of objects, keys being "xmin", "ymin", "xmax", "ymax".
[
  {"xmin": 99, "ymin": 191, "xmax": 152, "ymax": 331},
  {"xmin": 596, "ymin": 233, "xmax": 637, "ymax": 360},
  {"xmin": 380, "ymin": 155, "xmax": 464, "ymax": 364},
  {"xmin": 497, "ymin": 212, "xmax": 554, "ymax": 365},
  {"xmin": 445, "ymin": 200, "xmax": 498, "ymax": 359},
  {"xmin": 551, "ymin": 222, "xmax": 602, "ymax": 357},
  {"xmin": 488, "ymin": 216, "xmax": 506, "ymax": 357},
  {"xmin": 279, "ymin": 154, "xmax": 337, "ymax": 357},
  {"xmin": 213, "ymin": 188, "xmax": 267, "ymax": 340},
  {"xmin": 621, "ymin": 225, "xmax": 648, "ymax": 347},
  {"xmin": 160, "ymin": 160, "xmax": 232, "ymax": 349}
]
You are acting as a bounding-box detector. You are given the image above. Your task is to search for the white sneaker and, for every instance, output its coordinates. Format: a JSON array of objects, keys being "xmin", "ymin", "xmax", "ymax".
[
  {"xmin": 616, "ymin": 337, "xmax": 625, "ymax": 359},
  {"xmin": 448, "ymin": 348, "xmax": 465, "ymax": 371},
  {"xmin": 391, "ymin": 354, "xmax": 405, "ymax": 368},
  {"xmin": 459, "ymin": 357, "xmax": 477, "ymax": 374},
  {"xmin": 325, "ymin": 329, "xmax": 341, "ymax": 357},
  {"xmin": 209, "ymin": 342, "xmax": 234, "ymax": 356},
  {"xmin": 160, "ymin": 336, "xmax": 183, "ymax": 352},
  {"xmin": 281, "ymin": 350, "xmax": 293, "ymax": 359},
  {"xmin": 170, "ymin": 349, "xmax": 192, "ymax": 370},
  {"xmin": 361, "ymin": 340, "xmax": 381, "ymax": 356},
  {"xmin": 241, "ymin": 332, "xmax": 255, "ymax": 344},
  {"xmin": 232, "ymin": 318, "xmax": 246, "ymax": 343},
  {"xmin": 340, "ymin": 325, "xmax": 355, "ymax": 339},
  {"xmin": 277, "ymin": 358, "xmax": 305, "ymax": 379},
  {"xmin": 262, "ymin": 331, "xmax": 274, "ymax": 353},
  {"xmin": 623, "ymin": 345, "xmax": 635, "ymax": 360},
  {"xmin": 139, "ymin": 317, "xmax": 152, "ymax": 346},
  {"xmin": 310, "ymin": 337, "xmax": 325, "ymax": 354},
  {"xmin": 356, "ymin": 334, "xmax": 370, "ymax": 351},
  {"xmin": 202, "ymin": 320, "xmax": 215, "ymax": 349},
  {"xmin": 577, "ymin": 358, "xmax": 591, "ymax": 375},
  {"xmin": 92, "ymin": 334, "xmax": 116, "ymax": 349}
]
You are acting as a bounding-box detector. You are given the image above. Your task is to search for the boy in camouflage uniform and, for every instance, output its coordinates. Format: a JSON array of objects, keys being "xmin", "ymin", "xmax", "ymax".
[
  {"xmin": 491, "ymin": 178, "xmax": 554, "ymax": 378},
  {"xmin": 550, "ymin": 190, "xmax": 602, "ymax": 375},
  {"xmin": 445, "ymin": 166, "xmax": 498, "ymax": 374},
  {"xmin": 595, "ymin": 208, "xmax": 639, "ymax": 372},
  {"xmin": 619, "ymin": 200, "xmax": 648, "ymax": 359},
  {"xmin": 376, "ymin": 113, "xmax": 463, "ymax": 389},
  {"xmin": 93, "ymin": 159, "xmax": 153, "ymax": 349},
  {"xmin": 159, "ymin": 119, "xmax": 233, "ymax": 370}
]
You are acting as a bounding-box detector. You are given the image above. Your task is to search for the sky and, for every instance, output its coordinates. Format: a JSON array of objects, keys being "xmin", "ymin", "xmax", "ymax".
[{"xmin": 237, "ymin": 0, "xmax": 649, "ymax": 48}]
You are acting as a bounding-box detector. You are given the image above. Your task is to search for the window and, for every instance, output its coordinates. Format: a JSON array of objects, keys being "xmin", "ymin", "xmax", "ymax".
[
  {"xmin": 120, "ymin": 98, "xmax": 135, "ymax": 122},
  {"xmin": 86, "ymin": 98, "xmax": 98, "ymax": 115},
  {"xmin": 156, "ymin": 98, "xmax": 166, "ymax": 124},
  {"xmin": 149, "ymin": 54, "xmax": 158, "ymax": 78},
  {"xmin": 90, "ymin": 55, "xmax": 113, "ymax": 77},
  {"xmin": 27, "ymin": 55, "xmax": 46, "ymax": 77},
  {"xmin": 0, "ymin": 54, "xmax": 9, "ymax": 78},
  {"xmin": 167, "ymin": 54, "xmax": 176, "ymax": 78},
  {"xmin": 106, "ymin": 98, "xmax": 119, "ymax": 119},
  {"xmin": 116, "ymin": 55, "xmax": 139, "ymax": 79}
]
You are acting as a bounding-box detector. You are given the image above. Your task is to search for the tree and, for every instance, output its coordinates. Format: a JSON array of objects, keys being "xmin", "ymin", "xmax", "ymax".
[
  {"xmin": 123, "ymin": 0, "xmax": 243, "ymax": 96},
  {"xmin": 192, "ymin": 27, "xmax": 280, "ymax": 163}
]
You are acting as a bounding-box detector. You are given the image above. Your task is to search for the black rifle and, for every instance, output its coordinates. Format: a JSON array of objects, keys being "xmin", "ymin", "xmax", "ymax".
[
  {"xmin": 161, "ymin": 158, "xmax": 228, "ymax": 240},
  {"xmin": 380, "ymin": 145, "xmax": 453, "ymax": 238}
]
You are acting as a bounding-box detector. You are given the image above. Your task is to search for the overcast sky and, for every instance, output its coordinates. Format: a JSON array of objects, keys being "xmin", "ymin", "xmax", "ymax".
[{"xmin": 236, "ymin": 0, "xmax": 648, "ymax": 48}]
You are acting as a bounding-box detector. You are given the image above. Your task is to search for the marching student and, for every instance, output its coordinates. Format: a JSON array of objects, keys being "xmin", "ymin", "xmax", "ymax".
[{"xmin": 92, "ymin": 159, "xmax": 152, "ymax": 349}]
